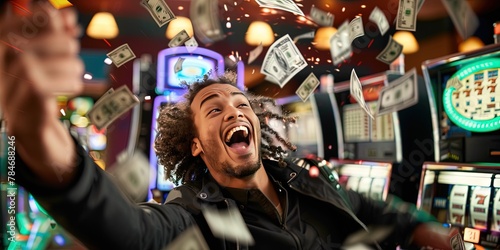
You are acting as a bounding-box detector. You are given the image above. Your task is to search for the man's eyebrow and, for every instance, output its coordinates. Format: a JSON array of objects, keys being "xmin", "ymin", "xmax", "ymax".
[{"xmin": 199, "ymin": 91, "xmax": 247, "ymax": 108}]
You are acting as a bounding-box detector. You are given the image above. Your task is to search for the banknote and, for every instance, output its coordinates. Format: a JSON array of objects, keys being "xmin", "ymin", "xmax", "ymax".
[
  {"xmin": 293, "ymin": 31, "xmax": 316, "ymax": 43},
  {"xmin": 445, "ymin": 76, "xmax": 463, "ymax": 90},
  {"xmin": 369, "ymin": 6, "xmax": 389, "ymax": 36},
  {"xmin": 107, "ymin": 43, "xmax": 136, "ymax": 68},
  {"xmin": 349, "ymin": 16, "xmax": 364, "ymax": 43},
  {"xmin": 248, "ymin": 42, "xmax": 264, "ymax": 64},
  {"xmin": 296, "ymin": 73, "xmax": 320, "ymax": 102},
  {"xmin": 376, "ymin": 68, "xmax": 418, "ymax": 116},
  {"xmin": 310, "ymin": 5, "xmax": 334, "ymax": 27},
  {"xmin": 140, "ymin": 0, "xmax": 176, "ymax": 27},
  {"xmin": 417, "ymin": 0, "xmax": 426, "ymax": 13},
  {"xmin": 184, "ymin": 37, "xmax": 199, "ymax": 52},
  {"xmin": 350, "ymin": 69, "xmax": 374, "ymax": 120},
  {"xmin": 202, "ymin": 206, "xmax": 254, "ymax": 245},
  {"xmin": 163, "ymin": 226, "xmax": 209, "ymax": 250},
  {"xmin": 174, "ymin": 57, "xmax": 185, "ymax": 73},
  {"xmin": 255, "ymin": 0, "xmax": 304, "ymax": 16},
  {"xmin": 109, "ymin": 151, "xmax": 151, "ymax": 202},
  {"xmin": 168, "ymin": 29, "xmax": 190, "ymax": 48},
  {"xmin": 396, "ymin": 0, "xmax": 417, "ymax": 31},
  {"xmin": 376, "ymin": 36, "xmax": 403, "ymax": 64},
  {"xmin": 441, "ymin": 0, "xmax": 479, "ymax": 39},
  {"xmin": 190, "ymin": 0, "xmax": 225, "ymax": 44},
  {"xmin": 329, "ymin": 20, "xmax": 351, "ymax": 66},
  {"xmin": 261, "ymin": 34, "xmax": 307, "ymax": 87},
  {"xmin": 88, "ymin": 85, "xmax": 140, "ymax": 129}
]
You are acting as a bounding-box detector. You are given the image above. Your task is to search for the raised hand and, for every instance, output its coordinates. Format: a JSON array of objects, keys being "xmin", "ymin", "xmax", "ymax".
[{"xmin": 0, "ymin": 2, "xmax": 84, "ymax": 187}]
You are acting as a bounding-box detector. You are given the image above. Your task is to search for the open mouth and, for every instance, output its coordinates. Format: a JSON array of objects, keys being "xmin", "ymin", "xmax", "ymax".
[{"xmin": 224, "ymin": 125, "xmax": 250, "ymax": 149}]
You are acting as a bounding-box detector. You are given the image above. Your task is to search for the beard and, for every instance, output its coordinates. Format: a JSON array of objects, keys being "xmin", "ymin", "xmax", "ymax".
[{"xmin": 200, "ymin": 140, "xmax": 262, "ymax": 179}]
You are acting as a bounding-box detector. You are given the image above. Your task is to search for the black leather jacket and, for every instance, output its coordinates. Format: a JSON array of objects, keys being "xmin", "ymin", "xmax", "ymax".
[{"xmin": 16, "ymin": 144, "xmax": 431, "ymax": 249}]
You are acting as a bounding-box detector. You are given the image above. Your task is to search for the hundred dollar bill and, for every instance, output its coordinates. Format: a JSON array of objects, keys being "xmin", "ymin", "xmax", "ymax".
[
  {"xmin": 168, "ymin": 29, "xmax": 190, "ymax": 48},
  {"xmin": 260, "ymin": 34, "xmax": 307, "ymax": 88},
  {"xmin": 350, "ymin": 69, "xmax": 374, "ymax": 120},
  {"xmin": 369, "ymin": 6, "xmax": 389, "ymax": 36},
  {"xmin": 445, "ymin": 76, "xmax": 463, "ymax": 90},
  {"xmin": 164, "ymin": 226, "xmax": 209, "ymax": 250},
  {"xmin": 310, "ymin": 5, "xmax": 334, "ymax": 27},
  {"xmin": 190, "ymin": 0, "xmax": 225, "ymax": 44},
  {"xmin": 296, "ymin": 72, "xmax": 320, "ymax": 102},
  {"xmin": 441, "ymin": 0, "xmax": 478, "ymax": 39},
  {"xmin": 140, "ymin": 0, "xmax": 176, "ymax": 27},
  {"xmin": 376, "ymin": 68, "xmax": 418, "ymax": 116},
  {"xmin": 88, "ymin": 86, "xmax": 139, "ymax": 129},
  {"xmin": 329, "ymin": 20, "xmax": 351, "ymax": 66},
  {"xmin": 256, "ymin": 0, "xmax": 304, "ymax": 16},
  {"xmin": 349, "ymin": 16, "xmax": 364, "ymax": 43},
  {"xmin": 376, "ymin": 36, "xmax": 403, "ymax": 64},
  {"xmin": 396, "ymin": 0, "xmax": 417, "ymax": 31},
  {"xmin": 248, "ymin": 42, "xmax": 264, "ymax": 64},
  {"xmin": 94, "ymin": 88, "xmax": 115, "ymax": 106},
  {"xmin": 202, "ymin": 206, "xmax": 255, "ymax": 245},
  {"xmin": 174, "ymin": 57, "xmax": 185, "ymax": 73},
  {"xmin": 107, "ymin": 43, "xmax": 136, "ymax": 68},
  {"xmin": 184, "ymin": 37, "xmax": 199, "ymax": 52}
]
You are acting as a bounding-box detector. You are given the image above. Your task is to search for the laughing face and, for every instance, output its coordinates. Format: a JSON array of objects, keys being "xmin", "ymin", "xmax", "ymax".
[{"xmin": 190, "ymin": 83, "xmax": 262, "ymax": 181}]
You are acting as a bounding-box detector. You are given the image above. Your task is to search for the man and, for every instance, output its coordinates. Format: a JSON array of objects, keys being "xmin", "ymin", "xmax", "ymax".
[{"xmin": 1, "ymin": 3, "xmax": 461, "ymax": 250}]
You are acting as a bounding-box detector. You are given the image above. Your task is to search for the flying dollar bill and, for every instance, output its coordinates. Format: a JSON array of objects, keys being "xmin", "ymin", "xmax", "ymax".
[
  {"xmin": 261, "ymin": 34, "xmax": 307, "ymax": 88},
  {"xmin": 202, "ymin": 206, "xmax": 255, "ymax": 245},
  {"xmin": 296, "ymin": 72, "xmax": 320, "ymax": 102},
  {"xmin": 184, "ymin": 37, "xmax": 199, "ymax": 52},
  {"xmin": 310, "ymin": 5, "xmax": 334, "ymax": 27},
  {"xmin": 396, "ymin": 0, "xmax": 417, "ymax": 31},
  {"xmin": 140, "ymin": 0, "xmax": 176, "ymax": 27},
  {"xmin": 107, "ymin": 43, "xmax": 136, "ymax": 68},
  {"xmin": 349, "ymin": 16, "xmax": 364, "ymax": 43},
  {"xmin": 190, "ymin": 0, "xmax": 225, "ymax": 44},
  {"xmin": 369, "ymin": 6, "xmax": 389, "ymax": 36},
  {"xmin": 350, "ymin": 69, "xmax": 374, "ymax": 120},
  {"xmin": 109, "ymin": 151, "xmax": 151, "ymax": 202},
  {"xmin": 255, "ymin": 0, "xmax": 304, "ymax": 16},
  {"xmin": 174, "ymin": 57, "xmax": 185, "ymax": 73},
  {"xmin": 88, "ymin": 86, "xmax": 140, "ymax": 129},
  {"xmin": 376, "ymin": 36, "xmax": 403, "ymax": 65},
  {"xmin": 293, "ymin": 31, "xmax": 316, "ymax": 43},
  {"xmin": 168, "ymin": 29, "xmax": 190, "ymax": 48},
  {"xmin": 376, "ymin": 68, "xmax": 418, "ymax": 116},
  {"xmin": 441, "ymin": 0, "xmax": 479, "ymax": 40},
  {"xmin": 163, "ymin": 226, "xmax": 209, "ymax": 250},
  {"xmin": 329, "ymin": 20, "xmax": 351, "ymax": 66},
  {"xmin": 248, "ymin": 43, "xmax": 264, "ymax": 64}
]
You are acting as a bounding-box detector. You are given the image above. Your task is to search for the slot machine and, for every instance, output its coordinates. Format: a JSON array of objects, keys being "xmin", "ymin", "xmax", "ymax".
[
  {"xmin": 142, "ymin": 46, "xmax": 242, "ymax": 202},
  {"xmin": 417, "ymin": 162, "xmax": 500, "ymax": 249},
  {"xmin": 332, "ymin": 71, "xmax": 435, "ymax": 203},
  {"xmin": 275, "ymin": 74, "xmax": 343, "ymax": 161},
  {"xmin": 418, "ymin": 42, "xmax": 500, "ymax": 249}
]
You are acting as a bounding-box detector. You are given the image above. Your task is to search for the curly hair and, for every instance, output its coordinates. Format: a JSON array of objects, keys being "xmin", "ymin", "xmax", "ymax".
[{"xmin": 154, "ymin": 72, "xmax": 297, "ymax": 185}]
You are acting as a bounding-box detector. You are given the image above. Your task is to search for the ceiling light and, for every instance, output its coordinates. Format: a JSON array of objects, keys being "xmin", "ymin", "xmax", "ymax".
[
  {"xmin": 245, "ymin": 21, "xmax": 275, "ymax": 46},
  {"xmin": 458, "ymin": 36, "xmax": 484, "ymax": 53},
  {"xmin": 86, "ymin": 12, "xmax": 119, "ymax": 39},
  {"xmin": 166, "ymin": 16, "xmax": 194, "ymax": 39},
  {"xmin": 313, "ymin": 27, "xmax": 337, "ymax": 50},
  {"xmin": 393, "ymin": 31, "xmax": 419, "ymax": 54}
]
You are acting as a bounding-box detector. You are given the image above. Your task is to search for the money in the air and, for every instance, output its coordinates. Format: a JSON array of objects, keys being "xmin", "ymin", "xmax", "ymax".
[
  {"xmin": 88, "ymin": 86, "xmax": 140, "ymax": 129},
  {"xmin": 396, "ymin": 0, "xmax": 417, "ymax": 31},
  {"xmin": 107, "ymin": 43, "xmax": 136, "ymax": 68},
  {"xmin": 310, "ymin": 5, "xmax": 334, "ymax": 27},
  {"xmin": 376, "ymin": 36, "xmax": 403, "ymax": 65},
  {"xmin": 296, "ymin": 73, "xmax": 320, "ymax": 102},
  {"xmin": 376, "ymin": 68, "xmax": 419, "ymax": 116},
  {"xmin": 369, "ymin": 6, "xmax": 389, "ymax": 36},
  {"xmin": 140, "ymin": 0, "xmax": 176, "ymax": 27}
]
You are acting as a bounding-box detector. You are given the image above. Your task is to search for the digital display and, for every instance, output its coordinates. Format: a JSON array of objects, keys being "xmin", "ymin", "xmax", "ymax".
[
  {"xmin": 165, "ymin": 55, "xmax": 217, "ymax": 88},
  {"xmin": 442, "ymin": 59, "xmax": 500, "ymax": 132},
  {"xmin": 280, "ymin": 100, "xmax": 319, "ymax": 158}
]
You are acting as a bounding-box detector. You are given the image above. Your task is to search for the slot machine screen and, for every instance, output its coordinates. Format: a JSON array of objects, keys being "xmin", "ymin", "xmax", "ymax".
[
  {"xmin": 417, "ymin": 162, "xmax": 500, "ymax": 247},
  {"xmin": 333, "ymin": 72, "xmax": 400, "ymax": 161},
  {"xmin": 422, "ymin": 44, "xmax": 500, "ymax": 162}
]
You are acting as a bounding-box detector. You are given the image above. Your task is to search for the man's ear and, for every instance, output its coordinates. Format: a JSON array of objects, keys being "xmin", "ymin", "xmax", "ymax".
[{"xmin": 191, "ymin": 138, "xmax": 203, "ymax": 156}]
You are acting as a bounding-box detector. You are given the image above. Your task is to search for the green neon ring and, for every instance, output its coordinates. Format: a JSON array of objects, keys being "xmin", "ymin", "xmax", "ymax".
[{"xmin": 443, "ymin": 58, "xmax": 500, "ymax": 132}]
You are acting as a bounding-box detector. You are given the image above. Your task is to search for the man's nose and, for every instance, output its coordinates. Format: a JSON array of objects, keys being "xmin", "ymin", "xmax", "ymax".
[{"xmin": 224, "ymin": 106, "xmax": 244, "ymax": 121}]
